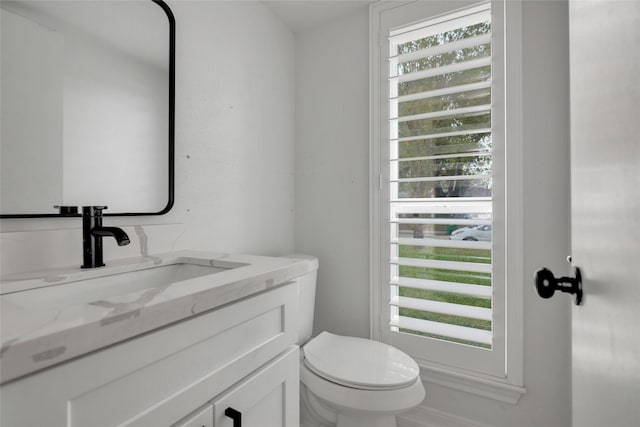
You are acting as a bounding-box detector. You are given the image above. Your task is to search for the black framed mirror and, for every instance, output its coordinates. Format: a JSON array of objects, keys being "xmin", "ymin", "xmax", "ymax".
[{"xmin": 0, "ymin": 0, "xmax": 175, "ymax": 218}]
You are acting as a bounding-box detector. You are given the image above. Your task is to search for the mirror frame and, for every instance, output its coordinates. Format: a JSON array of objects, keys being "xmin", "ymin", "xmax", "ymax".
[{"xmin": 0, "ymin": 0, "xmax": 175, "ymax": 219}]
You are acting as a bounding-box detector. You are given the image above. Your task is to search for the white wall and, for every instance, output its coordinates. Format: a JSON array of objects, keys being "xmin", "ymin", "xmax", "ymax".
[
  {"xmin": 0, "ymin": 0, "xmax": 296, "ymax": 275},
  {"xmin": 294, "ymin": 1, "xmax": 572, "ymax": 426},
  {"xmin": 170, "ymin": 0, "xmax": 296, "ymax": 257},
  {"xmin": 295, "ymin": 8, "xmax": 371, "ymax": 339}
]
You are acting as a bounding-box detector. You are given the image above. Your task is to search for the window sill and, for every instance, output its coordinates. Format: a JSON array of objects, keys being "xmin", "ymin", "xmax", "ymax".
[{"xmin": 418, "ymin": 362, "xmax": 526, "ymax": 404}]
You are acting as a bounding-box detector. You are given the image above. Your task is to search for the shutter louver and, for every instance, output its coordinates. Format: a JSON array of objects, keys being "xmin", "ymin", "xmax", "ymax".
[{"xmin": 388, "ymin": 6, "xmax": 493, "ymax": 349}]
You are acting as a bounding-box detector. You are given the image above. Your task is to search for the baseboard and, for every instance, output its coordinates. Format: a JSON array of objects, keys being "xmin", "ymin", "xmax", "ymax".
[
  {"xmin": 418, "ymin": 363, "xmax": 525, "ymax": 405},
  {"xmin": 398, "ymin": 405, "xmax": 492, "ymax": 427}
]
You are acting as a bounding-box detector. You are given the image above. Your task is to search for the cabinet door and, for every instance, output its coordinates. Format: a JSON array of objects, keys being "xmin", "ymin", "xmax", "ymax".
[
  {"xmin": 174, "ymin": 405, "xmax": 213, "ymax": 427},
  {"xmin": 212, "ymin": 347, "xmax": 299, "ymax": 427}
]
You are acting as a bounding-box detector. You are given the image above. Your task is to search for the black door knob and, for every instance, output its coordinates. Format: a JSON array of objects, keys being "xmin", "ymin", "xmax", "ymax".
[{"xmin": 534, "ymin": 267, "xmax": 583, "ymax": 305}]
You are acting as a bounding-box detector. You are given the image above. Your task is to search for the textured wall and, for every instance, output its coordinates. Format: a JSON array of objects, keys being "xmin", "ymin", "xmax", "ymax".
[
  {"xmin": 1, "ymin": 0, "xmax": 296, "ymax": 275},
  {"xmin": 294, "ymin": 2, "xmax": 572, "ymax": 426},
  {"xmin": 294, "ymin": 8, "xmax": 371, "ymax": 339}
]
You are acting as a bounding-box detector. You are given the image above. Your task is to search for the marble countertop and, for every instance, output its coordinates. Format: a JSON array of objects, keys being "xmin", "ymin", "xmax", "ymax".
[{"xmin": 0, "ymin": 251, "xmax": 316, "ymax": 384}]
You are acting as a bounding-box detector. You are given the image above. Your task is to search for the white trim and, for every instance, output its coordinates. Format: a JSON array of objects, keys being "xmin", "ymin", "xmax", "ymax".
[
  {"xmin": 390, "ymin": 199, "xmax": 492, "ymax": 214},
  {"xmin": 394, "ymin": 56, "xmax": 492, "ymax": 84},
  {"xmin": 389, "ymin": 3, "xmax": 491, "ymax": 42},
  {"xmin": 419, "ymin": 362, "xmax": 526, "ymax": 404},
  {"xmin": 392, "ymin": 80, "xmax": 492, "ymax": 104},
  {"xmin": 392, "ymin": 256, "xmax": 492, "ymax": 274},
  {"xmin": 391, "ymin": 296, "xmax": 492, "ymax": 321},
  {"xmin": 391, "ymin": 315, "xmax": 493, "ymax": 345},
  {"xmin": 391, "ymin": 174, "xmax": 492, "ymax": 184},
  {"xmin": 391, "ymin": 276, "xmax": 492, "ymax": 298},
  {"xmin": 369, "ymin": 0, "xmax": 391, "ymax": 342},
  {"xmin": 393, "ymin": 33, "xmax": 492, "ymax": 63},
  {"xmin": 369, "ymin": 0, "xmax": 524, "ymax": 397},
  {"xmin": 391, "ymin": 237, "xmax": 492, "ymax": 250},
  {"xmin": 394, "ymin": 104, "xmax": 491, "ymax": 122},
  {"xmin": 503, "ymin": 0, "xmax": 524, "ymax": 388},
  {"xmin": 394, "ymin": 151, "xmax": 491, "ymax": 163},
  {"xmin": 393, "ymin": 127, "xmax": 492, "ymax": 142}
]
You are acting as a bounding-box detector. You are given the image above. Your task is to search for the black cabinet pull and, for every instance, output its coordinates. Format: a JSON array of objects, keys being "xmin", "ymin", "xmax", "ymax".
[
  {"xmin": 534, "ymin": 267, "xmax": 583, "ymax": 305},
  {"xmin": 224, "ymin": 407, "xmax": 242, "ymax": 427}
]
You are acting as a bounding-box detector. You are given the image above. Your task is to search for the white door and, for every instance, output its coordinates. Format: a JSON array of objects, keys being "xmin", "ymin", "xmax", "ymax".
[{"xmin": 569, "ymin": 1, "xmax": 640, "ymax": 426}]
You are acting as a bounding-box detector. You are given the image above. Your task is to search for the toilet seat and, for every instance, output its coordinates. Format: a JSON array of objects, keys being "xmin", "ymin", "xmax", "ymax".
[{"xmin": 303, "ymin": 332, "xmax": 420, "ymax": 391}]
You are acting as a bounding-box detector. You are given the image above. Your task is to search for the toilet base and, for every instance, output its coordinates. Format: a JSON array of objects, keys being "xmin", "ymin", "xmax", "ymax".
[
  {"xmin": 301, "ymin": 383, "xmax": 335, "ymax": 426},
  {"xmin": 301, "ymin": 382, "xmax": 399, "ymax": 427}
]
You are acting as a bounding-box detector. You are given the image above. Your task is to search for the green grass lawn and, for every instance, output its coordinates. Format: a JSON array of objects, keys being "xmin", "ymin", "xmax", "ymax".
[{"xmin": 397, "ymin": 245, "xmax": 492, "ymax": 348}]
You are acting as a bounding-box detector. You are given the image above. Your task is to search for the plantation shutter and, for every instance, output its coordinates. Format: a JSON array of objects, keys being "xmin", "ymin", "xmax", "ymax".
[{"xmin": 387, "ymin": 5, "xmax": 494, "ymax": 348}]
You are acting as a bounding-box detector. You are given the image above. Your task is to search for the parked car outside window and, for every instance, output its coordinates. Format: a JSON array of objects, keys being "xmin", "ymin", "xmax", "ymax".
[{"xmin": 449, "ymin": 225, "xmax": 492, "ymax": 241}]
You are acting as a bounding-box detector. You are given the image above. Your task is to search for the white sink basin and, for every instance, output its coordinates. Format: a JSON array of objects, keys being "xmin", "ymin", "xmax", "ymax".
[{"xmin": 2, "ymin": 259, "xmax": 245, "ymax": 310}]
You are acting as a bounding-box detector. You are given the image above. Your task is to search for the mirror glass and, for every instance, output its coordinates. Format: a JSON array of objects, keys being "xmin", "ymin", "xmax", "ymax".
[{"xmin": 0, "ymin": 0, "xmax": 174, "ymax": 217}]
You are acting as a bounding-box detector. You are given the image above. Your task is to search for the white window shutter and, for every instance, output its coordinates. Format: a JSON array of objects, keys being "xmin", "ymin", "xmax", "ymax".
[
  {"xmin": 373, "ymin": 0, "xmax": 525, "ymax": 391},
  {"xmin": 387, "ymin": 4, "xmax": 495, "ymax": 350}
]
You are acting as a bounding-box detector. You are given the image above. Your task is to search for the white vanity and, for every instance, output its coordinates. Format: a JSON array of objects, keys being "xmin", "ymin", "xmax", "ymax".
[{"xmin": 0, "ymin": 251, "xmax": 312, "ymax": 427}]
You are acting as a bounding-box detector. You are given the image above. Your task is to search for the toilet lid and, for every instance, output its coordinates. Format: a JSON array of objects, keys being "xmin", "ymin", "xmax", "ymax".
[{"xmin": 303, "ymin": 332, "xmax": 420, "ymax": 390}]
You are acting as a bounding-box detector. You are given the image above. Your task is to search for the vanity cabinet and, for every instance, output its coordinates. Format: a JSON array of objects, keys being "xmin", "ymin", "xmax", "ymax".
[{"xmin": 0, "ymin": 282, "xmax": 299, "ymax": 427}]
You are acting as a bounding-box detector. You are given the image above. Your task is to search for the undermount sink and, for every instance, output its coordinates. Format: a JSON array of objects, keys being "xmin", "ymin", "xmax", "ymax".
[
  {"xmin": 1, "ymin": 258, "xmax": 247, "ymax": 310},
  {"xmin": 0, "ymin": 251, "xmax": 310, "ymax": 386}
]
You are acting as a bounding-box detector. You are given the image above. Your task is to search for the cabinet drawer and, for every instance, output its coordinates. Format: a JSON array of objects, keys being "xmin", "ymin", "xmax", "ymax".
[{"xmin": 1, "ymin": 282, "xmax": 298, "ymax": 427}]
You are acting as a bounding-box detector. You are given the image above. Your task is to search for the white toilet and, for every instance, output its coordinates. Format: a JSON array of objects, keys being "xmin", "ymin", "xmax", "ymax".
[{"xmin": 288, "ymin": 255, "xmax": 425, "ymax": 427}]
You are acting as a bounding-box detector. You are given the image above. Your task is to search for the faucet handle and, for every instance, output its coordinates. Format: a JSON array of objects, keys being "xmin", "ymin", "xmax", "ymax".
[
  {"xmin": 53, "ymin": 205, "xmax": 78, "ymax": 216},
  {"xmin": 82, "ymin": 206, "xmax": 108, "ymax": 216}
]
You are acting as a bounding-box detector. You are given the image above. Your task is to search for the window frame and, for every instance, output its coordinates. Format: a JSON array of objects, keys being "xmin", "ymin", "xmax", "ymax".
[{"xmin": 369, "ymin": 0, "xmax": 525, "ymax": 400}]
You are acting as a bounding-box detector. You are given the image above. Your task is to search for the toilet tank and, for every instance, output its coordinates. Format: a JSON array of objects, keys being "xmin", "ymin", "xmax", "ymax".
[{"xmin": 283, "ymin": 255, "xmax": 318, "ymax": 345}]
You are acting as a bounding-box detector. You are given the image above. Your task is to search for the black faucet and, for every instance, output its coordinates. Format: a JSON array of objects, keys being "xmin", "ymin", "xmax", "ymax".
[{"xmin": 82, "ymin": 206, "xmax": 130, "ymax": 268}]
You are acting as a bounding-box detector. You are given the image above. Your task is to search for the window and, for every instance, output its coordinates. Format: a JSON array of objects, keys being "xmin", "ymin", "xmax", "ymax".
[
  {"xmin": 371, "ymin": 0, "xmax": 524, "ymax": 391},
  {"xmin": 389, "ymin": 3, "xmax": 494, "ymax": 351}
]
